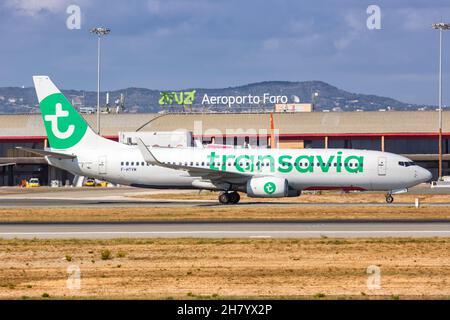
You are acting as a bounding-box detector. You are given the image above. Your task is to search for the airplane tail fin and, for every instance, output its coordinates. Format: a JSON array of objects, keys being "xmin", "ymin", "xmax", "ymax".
[{"xmin": 33, "ymin": 76, "xmax": 109, "ymax": 151}]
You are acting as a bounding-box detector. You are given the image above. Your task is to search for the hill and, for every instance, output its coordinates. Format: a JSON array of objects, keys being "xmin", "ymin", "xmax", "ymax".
[{"xmin": 0, "ymin": 80, "xmax": 430, "ymax": 114}]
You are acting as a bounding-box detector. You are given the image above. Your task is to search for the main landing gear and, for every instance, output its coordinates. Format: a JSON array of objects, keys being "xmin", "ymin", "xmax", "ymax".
[
  {"xmin": 218, "ymin": 192, "xmax": 241, "ymax": 204},
  {"xmin": 385, "ymin": 194, "xmax": 394, "ymax": 204}
]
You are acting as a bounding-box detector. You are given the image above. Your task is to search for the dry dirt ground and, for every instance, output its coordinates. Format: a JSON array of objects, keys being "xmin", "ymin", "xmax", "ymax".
[
  {"xmin": 134, "ymin": 191, "xmax": 450, "ymax": 204},
  {"xmin": 0, "ymin": 238, "xmax": 449, "ymax": 299},
  {"xmin": 1, "ymin": 206, "xmax": 450, "ymax": 222}
]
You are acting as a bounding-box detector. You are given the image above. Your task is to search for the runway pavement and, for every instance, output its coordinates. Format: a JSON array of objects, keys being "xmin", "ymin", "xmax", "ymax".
[
  {"xmin": 0, "ymin": 221, "xmax": 449, "ymax": 239},
  {"xmin": 0, "ymin": 185, "xmax": 449, "ymax": 208},
  {"xmin": 2, "ymin": 198, "xmax": 450, "ymax": 208}
]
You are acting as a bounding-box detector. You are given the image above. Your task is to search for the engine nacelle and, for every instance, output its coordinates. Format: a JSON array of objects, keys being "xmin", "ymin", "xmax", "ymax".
[{"xmin": 246, "ymin": 177, "xmax": 289, "ymax": 198}]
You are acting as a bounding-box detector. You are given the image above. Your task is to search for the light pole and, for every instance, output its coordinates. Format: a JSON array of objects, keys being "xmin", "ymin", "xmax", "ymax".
[
  {"xmin": 432, "ymin": 23, "xmax": 450, "ymax": 180},
  {"xmin": 90, "ymin": 27, "xmax": 110, "ymax": 134}
]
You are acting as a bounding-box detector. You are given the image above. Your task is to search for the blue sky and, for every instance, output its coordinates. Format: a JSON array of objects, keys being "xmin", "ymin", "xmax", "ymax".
[{"xmin": 1, "ymin": 0, "xmax": 450, "ymax": 105}]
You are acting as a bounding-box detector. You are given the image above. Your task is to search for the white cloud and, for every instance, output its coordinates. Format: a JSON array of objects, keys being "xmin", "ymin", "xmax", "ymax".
[
  {"xmin": 261, "ymin": 34, "xmax": 323, "ymax": 54},
  {"xmin": 397, "ymin": 7, "xmax": 450, "ymax": 31},
  {"xmin": 147, "ymin": 0, "xmax": 160, "ymax": 15},
  {"xmin": 287, "ymin": 19, "xmax": 315, "ymax": 34},
  {"xmin": 262, "ymin": 38, "xmax": 280, "ymax": 51},
  {"xmin": 4, "ymin": 0, "xmax": 71, "ymax": 16},
  {"xmin": 146, "ymin": 0, "xmax": 220, "ymax": 17},
  {"xmin": 333, "ymin": 11, "xmax": 365, "ymax": 51}
]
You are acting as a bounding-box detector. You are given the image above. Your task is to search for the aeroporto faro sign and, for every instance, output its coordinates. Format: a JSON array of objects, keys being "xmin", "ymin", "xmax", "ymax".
[{"xmin": 159, "ymin": 91, "xmax": 289, "ymax": 107}]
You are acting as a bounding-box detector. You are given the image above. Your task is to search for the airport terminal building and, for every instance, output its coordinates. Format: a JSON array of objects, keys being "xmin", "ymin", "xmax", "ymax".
[{"xmin": 0, "ymin": 111, "xmax": 448, "ymax": 186}]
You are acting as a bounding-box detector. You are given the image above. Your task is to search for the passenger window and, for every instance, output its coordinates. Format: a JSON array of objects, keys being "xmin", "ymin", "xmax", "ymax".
[
  {"xmin": 131, "ymin": 162, "xmax": 134, "ymax": 166},
  {"xmin": 121, "ymin": 162, "xmax": 124, "ymax": 166}
]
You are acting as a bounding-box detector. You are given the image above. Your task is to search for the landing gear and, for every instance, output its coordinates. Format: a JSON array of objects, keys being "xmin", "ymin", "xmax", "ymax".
[
  {"xmin": 218, "ymin": 192, "xmax": 240, "ymax": 204},
  {"xmin": 385, "ymin": 194, "xmax": 394, "ymax": 204},
  {"xmin": 229, "ymin": 192, "xmax": 240, "ymax": 204}
]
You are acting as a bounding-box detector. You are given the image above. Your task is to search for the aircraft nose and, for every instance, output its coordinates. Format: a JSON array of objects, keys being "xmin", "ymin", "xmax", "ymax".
[{"xmin": 418, "ymin": 168, "xmax": 432, "ymax": 183}]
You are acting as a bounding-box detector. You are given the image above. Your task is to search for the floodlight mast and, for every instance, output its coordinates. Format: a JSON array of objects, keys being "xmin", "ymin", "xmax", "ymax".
[
  {"xmin": 90, "ymin": 27, "xmax": 111, "ymax": 135},
  {"xmin": 432, "ymin": 23, "xmax": 450, "ymax": 180}
]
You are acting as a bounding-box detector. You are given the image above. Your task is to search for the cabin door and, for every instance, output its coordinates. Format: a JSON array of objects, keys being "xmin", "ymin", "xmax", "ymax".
[
  {"xmin": 377, "ymin": 157, "xmax": 386, "ymax": 176},
  {"xmin": 98, "ymin": 156, "xmax": 107, "ymax": 175}
]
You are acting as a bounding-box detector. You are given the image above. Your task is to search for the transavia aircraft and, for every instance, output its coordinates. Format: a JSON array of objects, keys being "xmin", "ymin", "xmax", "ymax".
[{"xmin": 21, "ymin": 76, "xmax": 432, "ymax": 204}]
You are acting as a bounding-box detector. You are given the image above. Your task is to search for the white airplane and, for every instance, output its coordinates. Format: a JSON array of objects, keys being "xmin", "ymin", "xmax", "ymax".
[{"xmin": 21, "ymin": 76, "xmax": 432, "ymax": 204}]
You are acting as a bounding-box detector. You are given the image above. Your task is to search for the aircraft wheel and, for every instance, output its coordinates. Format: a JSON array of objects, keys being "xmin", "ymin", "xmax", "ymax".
[
  {"xmin": 229, "ymin": 192, "xmax": 240, "ymax": 204},
  {"xmin": 385, "ymin": 195, "xmax": 394, "ymax": 204},
  {"xmin": 218, "ymin": 193, "xmax": 230, "ymax": 204}
]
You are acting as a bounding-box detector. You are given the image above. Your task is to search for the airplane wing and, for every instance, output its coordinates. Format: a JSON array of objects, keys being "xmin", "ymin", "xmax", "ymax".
[
  {"xmin": 136, "ymin": 138, "xmax": 251, "ymax": 182},
  {"xmin": 15, "ymin": 147, "xmax": 76, "ymax": 159}
]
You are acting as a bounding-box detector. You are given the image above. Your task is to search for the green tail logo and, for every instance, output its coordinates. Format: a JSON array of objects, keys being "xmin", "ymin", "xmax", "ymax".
[{"xmin": 40, "ymin": 93, "xmax": 87, "ymax": 149}]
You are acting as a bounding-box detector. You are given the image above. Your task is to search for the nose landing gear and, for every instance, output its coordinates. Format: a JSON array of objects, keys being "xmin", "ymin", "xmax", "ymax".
[
  {"xmin": 385, "ymin": 194, "xmax": 394, "ymax": 204},
  {"xmin": 218, "ymin": 192, "xmax": 240, "ymax": 204}
]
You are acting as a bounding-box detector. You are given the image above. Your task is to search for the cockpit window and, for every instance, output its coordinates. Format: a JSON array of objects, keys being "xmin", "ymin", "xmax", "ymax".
[{"xmin": 399, "ymin": 161, "xmax": 416, "ymax": 167}]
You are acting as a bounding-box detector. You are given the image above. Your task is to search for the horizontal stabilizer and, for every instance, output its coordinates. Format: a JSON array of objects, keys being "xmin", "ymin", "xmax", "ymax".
[{"xmin": 15, "ymin": 147, "xmax": 76, "ymax": 159}]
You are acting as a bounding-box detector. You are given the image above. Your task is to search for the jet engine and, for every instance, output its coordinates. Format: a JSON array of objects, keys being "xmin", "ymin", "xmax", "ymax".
[{"xmin": 246, "ymin": 177, "xmax": 289, "ymax": 198}]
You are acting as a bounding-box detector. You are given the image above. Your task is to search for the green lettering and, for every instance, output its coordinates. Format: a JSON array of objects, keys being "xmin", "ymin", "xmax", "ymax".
[
  {"xmin": 173, "ymin": 92, "xmax": 184, "ymax": 105},
  {"xmin": 344, "ymin": 155, "xmax": 364, "ymax": 173},
  {"xmin": 294, "ymin": 155, "xmax": 314, "ymax": 173},
  {"xmin": 257, "ymin": 155, "xmax": 275, "ymax": 172},
  {"xmin": 221, "ymin": 154, "xmax": 235, "ymax": 171},
  {"xmin": 278, "ymin": 155, "xmax": 293, "ymax": 173},
  {"xmin": 317, "ymin": 155, "xmax": 335, "ymax": 172},
  {"xmin": 235, "ymin": 155, "xmax": 253, "ymax": 172},
  {"xmin": 207, "ymin": 152, "xmax": 219, "ymax": 170},
  {"xmin": 336, "ymin": 151, "xmax": 342, "ymax": 173}
]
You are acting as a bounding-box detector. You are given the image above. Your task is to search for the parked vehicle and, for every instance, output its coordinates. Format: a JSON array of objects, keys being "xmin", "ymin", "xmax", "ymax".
[{"xmin": 27, "ymin": 178, "xmax": 40, "ymax": 188}]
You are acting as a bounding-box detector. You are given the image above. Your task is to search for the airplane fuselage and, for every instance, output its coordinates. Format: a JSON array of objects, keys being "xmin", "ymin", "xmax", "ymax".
[{"xmin": 47, "ymin": 144, "xmax": 431, "ymax": 192}]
